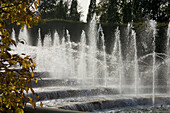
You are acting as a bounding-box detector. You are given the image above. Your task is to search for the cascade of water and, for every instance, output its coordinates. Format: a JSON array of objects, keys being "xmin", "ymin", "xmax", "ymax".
[
  {"xmin": 77, "ymin": 31, "xmax": 87, "ymax": 81},
  {"xmin": 112, "ymin": 31, "xmax": 118, "ymax": 56},
  {"xmin": 36, "ymin": 29, "xmax": 43, "ymax": 72},
  {"xmin": 118, "ymin": 28, "xmax": 124, "ymax": 95},
  {"xmin": 43, "ymin": 34, "xmax": 53, "ymax": 72},
  {"xmin": 167, "ymin": 22, "xmax": 170, "ymax": 82},
  {"xmin": 37, "ymin": 28, "xmax": 42, "ymax": 47},
  {"xmin": 61, "ymin": 37, "xmax": 67, "ymax": 78},
  {"xmin": 53, "ymin": 31, "xmax": 60, "ymax": 46},
  {"xmin": 10, "ymin": 28, "xmax": 16, "ymax": 51},
  {"xmin": 124, "ymin": 23, "xmax": 140, "ymax": 95},
  {"xmin": 11, "ymin": 28, "xmax": 16, "ymax": 42},
  {"xmin": 112, "ymin": 27, "xmax": 123, "ymax": 94},
  {"xmin": 131, "ymin": 29, "xmax": 139, "ymax": 96},
  {"xmin": 127, "ymin": 23, "xmax": 131, "ymax": 44},
  {"xmin": 51, "ymin": 31, "xmax": 62, "ymax": 78},
  {"xmin": 66, "ymin": 30, "xmax": 75, "ymax": 78},
  {"xmin": 98, "ymin": 24, "xmax": 108, "ymax": 86},
  {"xmin": 16, "ymin": 26, "xmax": 30, "ymax": 56},
  {"xmin": 44, "ymin": 34, "xmax": 52, "ymax": 47},
  {"xmin": 18, "ymin": 26, "xmax": 30, "ymax": 45},
  {"xmin": 88, "ymin": 14, "xmax": 97, "ymax": 85},
  {"xmin": 149, "ymin": 20, "xmax": 157, "ymax": 106}
]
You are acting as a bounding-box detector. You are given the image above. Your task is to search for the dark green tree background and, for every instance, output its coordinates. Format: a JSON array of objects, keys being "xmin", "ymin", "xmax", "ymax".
[
  {"xmin": 69, "ymin": 0, "xmax": 80, "ymax": 21},
  {"xmin": 98, "ymin": 0, "xmax": 170, "ymax": 23},
  {"xmin": 54, "ymin": 0, "xmax": 68, "ymax": 19},
  {"xmin": 87, "ymin": 0, "xmax": 96, "ymax": 22},
  {"xmin": 38, "ymin": 0, "xmax": 169, "ymax": 23},
  {"xmin": 39, "ymin": 0, "xmax": 57, "ymax": 19},
  {"xmin": 39, "ymin": 0, "xmax": 81, "ymax": 21}
]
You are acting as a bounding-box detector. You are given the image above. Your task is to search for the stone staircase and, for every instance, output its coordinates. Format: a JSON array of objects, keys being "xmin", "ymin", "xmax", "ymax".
[{"xmin": 27, "ymin": 73, "xmax": 170, "ymax": 112}]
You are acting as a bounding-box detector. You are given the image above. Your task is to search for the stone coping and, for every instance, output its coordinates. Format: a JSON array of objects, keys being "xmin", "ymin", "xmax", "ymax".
[{"xmin": 24, "ymin": 105, "xmax": 85, "ymax": 113}]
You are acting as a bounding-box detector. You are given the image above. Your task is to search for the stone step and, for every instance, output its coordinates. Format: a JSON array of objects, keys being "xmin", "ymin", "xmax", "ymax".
[
  {"xmin": 30, "ymin": 78, "xmax": 78, "ymax": 88},
  {"xmin": 59, "ymin": 97, "xmax": 170, "ymax": 112},
  {"xmin": 28, "ymin": 87, "xmax": 119, "ymax": 101}
]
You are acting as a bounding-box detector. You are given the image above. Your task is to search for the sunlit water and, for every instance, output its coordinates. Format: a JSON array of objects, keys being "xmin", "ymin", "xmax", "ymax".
[{"xmin": 11, "ymin": 20, "xmax": 170, "ymax": 111}]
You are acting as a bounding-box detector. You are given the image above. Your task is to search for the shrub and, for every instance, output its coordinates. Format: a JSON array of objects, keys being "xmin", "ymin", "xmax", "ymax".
[{"xmin": 0, "ymin": 0, "xmax": 41, "ymax": 112}]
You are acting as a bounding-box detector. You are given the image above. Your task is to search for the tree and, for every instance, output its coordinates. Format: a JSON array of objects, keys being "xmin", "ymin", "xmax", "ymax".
[
  {"xmin": 0, "ymin": 0, "xmax": 41, "ymax": 112},
  {"xmin": 97, "ymin": 0, "xmax": 109, "ymax": 23},
  {"xmin": 107, "ymin": 0, "xmax": 120, "ymax": 23},
  {"xmin": 39, "ymin": 0, "xmax": 57, "ymax": 19},
  {"xmin": 55, "ymin": 0, "xmax": 68, "ymax": 19},
  {"xmin": 141, "ymin": 0, "xmax": 169, "ymax": 22},
  {"xmin": 131, "ymin": 0, "xmax": 143, "ymax": 22},
  {"xmin": 98, "ymin": 0, "xmax": 170, "ymax": 23},
  {"xmin": 87, "ymin": 0, "xmax": 96, "ymax": 22},
  {"xmin": 121, "ymin": 1, "xmax": 132, "ymax": 23},
  {"xmin": 121, "ymin": 0, "xmax": 142, "ymax": 23},
  {"xmin": 166, "ymin": 2, "xmax": 170, "ymax": 18},
  {"xmin": 99, "ymin": 0, "xmax": 120, "ymax": 23},
  {"xmin": 69, "ymin": 0, "xmax": 80, "ymax": 21}
]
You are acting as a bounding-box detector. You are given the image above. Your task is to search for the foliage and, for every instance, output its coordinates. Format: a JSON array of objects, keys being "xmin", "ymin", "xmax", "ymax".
[
  {"xmin": 107, "ymin": 0, "xmax": 120, "ymax": 23},
  {"xmin": 97, "ymin": 0, "xmax": 170, "ymax": 23},
  {"xmin": 69, "ymin": 0, "xmax": 80, "ymax": 21},
  {"xmin": 165, "ymin": 2, "xmax": 170, "ymax": 18},
  {"xmin": 96, "ymin": 0, "xmax": 109, "ymax": 23},
  {"xmin": 99, "ymin": 0, "xmax": 120, "ymax": 23},
  {"xmin": 39, "ymin": 0, "xmax": 81, "ymax": 22},
  {"xmin": 87, "ymin": 0, "xmax": 96, "ymax": 22},
  {"xmin": 54, "ymin": 0, "xmax": 68, "ymax": 20},
  {"xmin": 38, "ymin": 0, "xmax": 57, "ymax": 19},
  {"xmin": 0, "ymin": 0, "xmax": 41, "ymax": 112},
  {"xmin": 121, "ymin": 1, "xmax": 132, "ymax": 23}
]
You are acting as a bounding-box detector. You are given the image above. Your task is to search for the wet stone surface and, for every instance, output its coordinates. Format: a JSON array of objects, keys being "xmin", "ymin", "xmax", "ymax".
[{"xmin": 114, "ymin": 106, "xmax": 170, "ymax": 113}]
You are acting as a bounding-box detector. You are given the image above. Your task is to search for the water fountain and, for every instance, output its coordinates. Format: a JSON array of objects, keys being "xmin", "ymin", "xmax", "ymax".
[
  {"xmin": 167, "ymin": 22, "xmax": 170, "ymax": 84},
  {"xmin": 98, "ymin": 24, "xmax": 108, "ymax": 87},
  {"xmin": 11, "ymin": 19, "xmax": 170, "ymax": 112},
  {"xmin": 149, "ymin": 20, "xmax": 157, "ymax": 106},
  {"xmin": 111, "ymin": 27, "xmax": 124, "ymax": 94},
  {"xmin": 131, "ymin": 27, "xmax": 139, "ymax": 96}
]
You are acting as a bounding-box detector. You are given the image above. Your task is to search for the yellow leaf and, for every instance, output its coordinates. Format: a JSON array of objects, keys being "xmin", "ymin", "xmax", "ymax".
[
  {"xmin": 22, "ymin": 105, "xmax": 25, "ymax": 109},
  {"xmin": 17, "ymin": 22, "xmax": 21, "ymax": 26},
  {"xmin": 4, "ymin": 7, "xmax": 7, "ymax": 11},
  {"xmin": 29, "ymin": 17, "xmax": 33, "ymax": 21},
  {"xmin": 28, "ymin": 24, "xmax": 31, "ymax": 28},
  {"xmin": 21, "ymin": 26, "xmax": 24, "ymax": 30},
  {"xmin": 6, "ymin": 103, "xmax": 10, "ymax": 108},
  {"xmin": 19, "ymin": 4, "xmax": 22, "ymax": 8},
  {"xmin": 34, "ymin": 2, "xmax": 38, "ymax": 9},
  {"xmin": 37, "ymin": 16, "xmax": 40, "ymax": 20},
  {"xmin": 25, "ymin": 86, "xmax": 29, "ymax": 93},
  {"xmin": 15, "ymin": 108, "xmax": 24, "ymax": 113},
  {"xmin": 28, "ymin": 97, "xmax": 33, "ymax": 102},
  {"xmin": 31, "ymin": 101, "xmax": 36, "ymax": 109},
  {"xmin": 0, "ymin": 97, "xmax": 2, "ymax": 102},
  {"xmin": 31, "ymin": 72, "xmax": 34, "ymax": 77},
  {"xmin": 34, "ymin": 78, "xmax": 38, "ymax": 83},
  {"xmin": 24, "ymin": 8, "xmax": 26, "ymax": 13},
  {"xmin": 33, "ymin": 62, "xmax": 36, "ymax": 67},
  {"xmin": 40, "ymin": 102, "xmax": 43, "ymax": 108},
  {"xmin": 11, "ymin": 86, "xmax": 16, "ymax": 90},
  {"xmin": 37, "ymin": 0, "xmax": 40, "ymax": 5}
]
